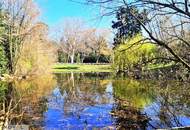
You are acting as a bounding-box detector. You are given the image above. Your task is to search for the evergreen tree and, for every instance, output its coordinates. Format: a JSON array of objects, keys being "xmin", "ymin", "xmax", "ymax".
[{"xmin": 112, "ymin": 6, "xmax": 148, "ymax": 46}]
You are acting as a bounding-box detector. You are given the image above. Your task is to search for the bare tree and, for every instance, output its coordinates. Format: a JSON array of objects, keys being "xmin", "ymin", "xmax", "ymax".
[
  {"xmin": 90, "ymin": 29, "xmax": 111, "ymax": 63},
  {"xmin": 60, "ymin": 19, "xmax": 85, "ymax": 64},
  {"xmin": 76, "ymin": 28, "xmax": 94, "ymax": 62},
  {"xmin": 76, "ymin": 28, "xmax": 111, "ymax": 63},
  {"xmin": 58, "ymin": 18, "xmax": 111, "ymax": 63},
  {"xmin": 1, "ymin": 0, "xmax": 40, "ymax": 74}
]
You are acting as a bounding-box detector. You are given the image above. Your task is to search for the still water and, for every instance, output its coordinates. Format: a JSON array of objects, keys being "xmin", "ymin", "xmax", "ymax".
[{"xmin": 1, "ymin": 72, "xmax": 190, "ymax": 129}]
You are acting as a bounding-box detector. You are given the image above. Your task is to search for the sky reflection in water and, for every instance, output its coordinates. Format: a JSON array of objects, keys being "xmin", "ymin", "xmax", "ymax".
[
  {"xmin": 42, "ymin": 73, "xmax": 190, "ymax": 129},
  {"xmin": 44, "ymin": 81, "xmax": 115, "ymax": 129}
]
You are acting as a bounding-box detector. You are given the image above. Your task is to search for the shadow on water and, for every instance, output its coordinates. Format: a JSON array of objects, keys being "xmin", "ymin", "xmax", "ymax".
[{"xmin": 0, "ymin": 72, "xmax": 190, "ymax": 129}]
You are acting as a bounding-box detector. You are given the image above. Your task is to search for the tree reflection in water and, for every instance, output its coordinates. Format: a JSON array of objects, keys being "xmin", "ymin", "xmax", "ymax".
[
  {"xmin": 0, "ymin": 74, "xmax": 56, "ymax": 129},
  {"xmin": 112, "ymin": 79, "xmax": 155, "ymax": 129},
  {"xmin": 144, "ymin": 81, "xmax": 190, "ymax": 129},
  {"xmin": 45, "ymin": 72, "xmax": 115, "ymax": 129},
  {"xmin": 112, "ymin": 79, "xmax": 190, "ymax": 129},
  {"xmin": 0, "ymin": 73, "xmax": 190, "ymax": 129}
]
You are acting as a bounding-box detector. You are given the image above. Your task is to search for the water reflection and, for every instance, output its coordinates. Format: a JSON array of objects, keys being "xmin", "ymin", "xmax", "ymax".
[
  {"xmin": 0, "ymin": 74, "xmax": 56, "ymax": 129},
  {"xmin": 112, "ymin": 79, "xmax": 155, "ymax": 129},
  {"xmin": 144, "ymin": 82, "xmax": 190, "ymax": 129},
  {"xmin": 44, "ymin": 73, "xmax": 115, "ymax": 129},
  {"xmin": 0, "ymin": 73, "xmax": 190, "ymax": 129},
  {"xmin": 113, "ymin": 79, "xmax": 155, "ymax": 108},
  {"xmin": 112, "ymin": 79, "xmax": 190, "ymax": 129}
]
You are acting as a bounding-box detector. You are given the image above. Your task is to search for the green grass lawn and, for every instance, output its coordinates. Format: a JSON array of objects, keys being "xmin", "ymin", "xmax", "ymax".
[
  {"xmin": 53, "ymin": 63, "xmax": 113, "ymax": 73},
  {"xmin": 53, "ymin": 62, "xmax": 176, "ymax": 73},
  {"xmin": 145, "ymin": 62, "xmax": 175, "ymax": 70}
]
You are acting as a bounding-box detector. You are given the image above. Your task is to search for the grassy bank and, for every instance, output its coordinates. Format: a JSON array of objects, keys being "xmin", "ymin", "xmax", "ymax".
[
  {"xmin": 53, "ymin": 63, "xmax": 113, "ymax": 73},
  {"xmin": 53, "ymin": 62, "xmax": 176, "ymax": 73},
  {"xmin": 144, "ymin": 62, "xmax": 175, "ymax": 70}
]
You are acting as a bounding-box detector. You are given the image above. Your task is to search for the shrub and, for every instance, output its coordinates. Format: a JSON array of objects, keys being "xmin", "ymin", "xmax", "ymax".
[{"xmin": 113, "ymin": 34, "xmax": 156, "ymax": 72}]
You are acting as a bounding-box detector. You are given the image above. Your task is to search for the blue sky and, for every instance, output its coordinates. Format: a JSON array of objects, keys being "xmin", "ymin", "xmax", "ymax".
[{"xmin": 36, "ymin": 0, "xmax": 113, "ymax": 28}]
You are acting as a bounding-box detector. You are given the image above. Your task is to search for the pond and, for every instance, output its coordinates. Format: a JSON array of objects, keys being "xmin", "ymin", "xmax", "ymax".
[{"xmin": 0, "ymin": 72, "xmax": 190, "ymax": 129}]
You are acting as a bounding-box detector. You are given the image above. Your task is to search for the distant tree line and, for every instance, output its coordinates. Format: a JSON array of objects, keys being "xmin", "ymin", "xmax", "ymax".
[{"xmin": 57, "ymin": 19, "xmax": 112, "ymax": 64}]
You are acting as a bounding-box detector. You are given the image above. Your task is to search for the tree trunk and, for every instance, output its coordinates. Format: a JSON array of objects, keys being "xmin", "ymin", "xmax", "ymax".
[
  {"xmin": 96, "ymin": 56, "xmax": 100, "ymax": 63},
  {"xmin": 81, "ymin": 53, "xmax": 85, "ymax": 63},
  {"xmin": 70, "ymin": 52, "xmax": 75, "ymax": 64}
]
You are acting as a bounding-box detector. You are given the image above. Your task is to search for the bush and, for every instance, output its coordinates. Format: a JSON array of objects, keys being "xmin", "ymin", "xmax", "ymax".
[
  {"xmin": 113, "ymin": 34, "xmax": 156, "ymax": 72},
  {"xmin": 0, "ymin": 46, "xmax": 7, "ymax": 75}
]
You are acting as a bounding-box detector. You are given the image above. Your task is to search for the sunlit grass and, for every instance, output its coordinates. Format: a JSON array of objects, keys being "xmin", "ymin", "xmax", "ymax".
[
  {"xmin": 145, "ymin": 62, "xmax": 175, "ymax": 70},
  {"xmin": 53, "ymin": 62, "xmax": 175, "ymax": 73},
  {"xmin": 53, "ymin": 63, "xmax": 113, "ymax": 72}
]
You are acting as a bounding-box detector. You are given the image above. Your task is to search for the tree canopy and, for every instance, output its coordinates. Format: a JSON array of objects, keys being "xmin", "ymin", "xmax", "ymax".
[{"xmin": 112, "ymin": 6, "xmax": 148, "ymax": 46}]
